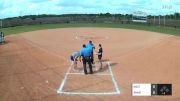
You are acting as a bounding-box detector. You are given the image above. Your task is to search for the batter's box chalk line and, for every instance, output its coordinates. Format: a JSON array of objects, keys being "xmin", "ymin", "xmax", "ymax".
[
  {"xmin": 57, "ymin": 61, "xmax": 121, "ymax": 95},
  {"xmin": 69, "ymin": 61, "xmax": 110, "ymax": 74}
]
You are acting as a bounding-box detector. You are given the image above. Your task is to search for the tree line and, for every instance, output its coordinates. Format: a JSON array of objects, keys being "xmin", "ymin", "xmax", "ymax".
[
  {"xmin": 0, "ymin": 12, "xmax": 179, "ymax": 28},
  {"xmin": 2, "ymin": 12, "xmax": 179, "ymax": 20}
]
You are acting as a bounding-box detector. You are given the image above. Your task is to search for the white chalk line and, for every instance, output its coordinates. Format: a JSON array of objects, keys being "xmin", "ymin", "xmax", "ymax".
[
  {"xmin": 67, "ymin": 72, "xmax": 111, "ymax": 76},
  {"xmin": 57, "ymin": 61, "xmax": 121, "ymax": 95},
  {"xmin": 107, "ymin": 61, "xmax": 121, "ymax": 94},
  {"xmin": 20, "ymin": 36, "xmax": 67, "ymax": 59},
  {"xmin": 57, "ymin": 65, "xmax": 72, "ymax": 92},
  {"xmin": 57, "ymin": 91, "xmax": 119, "ymax": 95},
  {"xmin": 75, "ymin": 35, "xmax": 109, "ymax": 40}
]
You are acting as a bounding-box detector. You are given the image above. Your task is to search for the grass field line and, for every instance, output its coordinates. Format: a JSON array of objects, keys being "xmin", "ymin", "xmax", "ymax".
[{"xmin": 1, "ymin": 23, "xmax": 180, "ymax": 36}]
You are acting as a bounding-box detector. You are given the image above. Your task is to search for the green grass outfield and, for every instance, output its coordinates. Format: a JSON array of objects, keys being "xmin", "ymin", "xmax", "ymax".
[{"xmin": 0, "ymin": 23, "xmax": 180, "ymax": 36}]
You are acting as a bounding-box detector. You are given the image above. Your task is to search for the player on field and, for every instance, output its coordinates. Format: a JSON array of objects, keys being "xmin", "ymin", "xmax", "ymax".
[
  {"xmin": 96, "ymin": 44, "xmax": 103, "ymax": 70},
  {"xmin": 0, "ymin": 32, "xmax": 5, "ymax": 44},
  {"xmin": 70, "ymin": 51, "xmax": 81, "ymax": 71}
]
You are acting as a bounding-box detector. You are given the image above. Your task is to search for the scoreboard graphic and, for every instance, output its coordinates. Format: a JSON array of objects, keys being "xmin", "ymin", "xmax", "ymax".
[{"xmin": 132, "ymin": 84, "xmax": 172, "ymax": 96}]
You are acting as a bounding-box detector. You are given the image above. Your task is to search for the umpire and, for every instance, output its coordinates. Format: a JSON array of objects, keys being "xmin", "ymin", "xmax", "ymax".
[
  {"xmin": 80, "ymin": 44, "xmax": 93, "ymax": 74},
  {"xmin": 86, "ymin": 40, "xmax": 95, "ymax": 64}
]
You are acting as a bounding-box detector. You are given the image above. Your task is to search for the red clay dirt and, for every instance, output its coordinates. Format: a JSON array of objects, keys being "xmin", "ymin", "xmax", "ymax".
[{"xmin": 0, "ymin": 28, "xmax": 180, "ymax": 101}]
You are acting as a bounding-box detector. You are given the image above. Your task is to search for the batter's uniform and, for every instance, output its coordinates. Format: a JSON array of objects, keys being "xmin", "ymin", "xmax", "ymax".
[
  {"xmin": 98, "ymin": 47, "xmax": 103, "ymax": 60},
  {"xmin": 86, "ymin": 43, "xmax": 95, "ymax": 63},
  {"xmin": 80, "ymin": 47, "xmax": 93, "ymax": 74}
]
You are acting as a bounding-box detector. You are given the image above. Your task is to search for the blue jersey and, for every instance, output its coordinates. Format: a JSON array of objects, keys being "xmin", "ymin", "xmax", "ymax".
[
  {"xmin": 80, "ymin": 47, "xmax": 91, "ymax": 57},
  {"xmin": 86, "ymin": 43, "xmax": 95, "ymax": 51}
]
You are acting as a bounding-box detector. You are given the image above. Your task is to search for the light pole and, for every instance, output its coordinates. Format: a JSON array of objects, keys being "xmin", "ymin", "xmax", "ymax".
[
  {"xmin": 174, "ymin": 10, "xmax": 176, "ymax": 20},
  {"xmin": 164, "ymin": 12, "xmax": 165, "ymax": 27},
  {"xmin": 162, "ymin": 0, "xmax": 172, "ymax": 27},
  {"xmin": 159, "ymin": 15, "xmax": 161, "ymax": 26},
  {"xmin": 154, "ymin": 15, "xmax": 155, "ymax": 25}
]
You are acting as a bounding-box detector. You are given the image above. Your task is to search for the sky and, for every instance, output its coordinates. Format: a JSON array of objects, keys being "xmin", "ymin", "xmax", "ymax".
[{"xmin": 0, "ymin": 0, "xmax": 179, "ymax": 19}]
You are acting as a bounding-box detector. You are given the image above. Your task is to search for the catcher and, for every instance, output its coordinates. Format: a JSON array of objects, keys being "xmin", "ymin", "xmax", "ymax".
[{"xmin": 70, "ymin": 51, "xmax": 81, "ymax": 71}]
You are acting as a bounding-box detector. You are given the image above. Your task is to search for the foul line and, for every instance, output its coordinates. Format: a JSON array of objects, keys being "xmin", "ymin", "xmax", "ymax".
[{"xmin": 57, "ymin": 61, "xmax": 121, "ymax": 95}]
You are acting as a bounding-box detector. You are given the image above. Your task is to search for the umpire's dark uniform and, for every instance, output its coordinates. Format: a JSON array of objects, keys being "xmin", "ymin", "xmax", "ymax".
[{"xmin": 80, "ymin": 46, "xmax": 93, "ymax": 74}]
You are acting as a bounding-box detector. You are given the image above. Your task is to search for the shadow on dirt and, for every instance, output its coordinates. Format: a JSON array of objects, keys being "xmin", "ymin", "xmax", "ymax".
[{"xmin": 94, "ymin": 62, "xmax": 118, "ymax": 74}]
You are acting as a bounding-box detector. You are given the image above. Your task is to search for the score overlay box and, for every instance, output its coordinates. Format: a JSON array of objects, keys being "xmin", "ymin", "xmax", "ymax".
[
  {"xmin": 132, "ymin": 84, "xmax": 151, "ymax": 96},
  {"xmin": 132, "ymin": 83, "xmax": 172, "ymax": 96}
]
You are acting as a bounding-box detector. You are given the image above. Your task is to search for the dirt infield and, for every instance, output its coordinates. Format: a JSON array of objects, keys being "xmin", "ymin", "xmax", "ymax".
[{"xmin": 0, "ymin": 28, "xmax": 180, "ymax": 101}]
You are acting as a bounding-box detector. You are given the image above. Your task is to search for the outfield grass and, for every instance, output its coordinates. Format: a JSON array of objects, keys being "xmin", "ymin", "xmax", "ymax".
[{"xmin": 0, "ymin": 23, "xmax": 179, "ymax": 36}]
